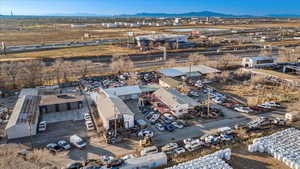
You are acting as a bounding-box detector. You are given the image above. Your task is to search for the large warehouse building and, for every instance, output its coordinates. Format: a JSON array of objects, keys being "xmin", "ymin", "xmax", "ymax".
[
  {"xmin": 5, "ymin": 95, "xmax": 41, "ymax": 139},
  {"xmin": 95, "ymin": 91, "xmax": 135, "ymax": 130}
]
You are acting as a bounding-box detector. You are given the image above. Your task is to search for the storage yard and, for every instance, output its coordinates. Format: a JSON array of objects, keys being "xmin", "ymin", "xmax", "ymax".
[{"xmin": 1, "ymin": 12, "xmax": 300, "ymax": 169}]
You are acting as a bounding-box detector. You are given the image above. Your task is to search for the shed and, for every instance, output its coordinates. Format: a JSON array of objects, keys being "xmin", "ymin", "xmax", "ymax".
[{"xmin": 5, "ymin": 95, "xmax": 41, "ymax": 139}]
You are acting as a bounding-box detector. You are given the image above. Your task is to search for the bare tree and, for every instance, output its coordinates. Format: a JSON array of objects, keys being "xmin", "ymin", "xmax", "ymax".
[
  {"xmin": 218, "ymin": 53, "xmax": 240, "ymax": 69},
  {"xmin": 73, "ymin": 60, "xmax": 92, "ymax": 78},
  {"xmin": 22, "ymin": 60, "xmax": 45, "ymax": 87},
  {"xmin": 188, "ymin": 53, "xmax": 203, "ymax": 66},
  {"xmin": 110, "ymin": 55, "xmax": 134, "ymax": 74},
  {"xmin": 52, "ymin": 59, "xmax": 64, "ymax": 85},
  {"xmin": 1, "ymin": 62, "xmax": 22, "ymax": 89},
  {"xmin": 259, "ymin": 48, "xmax": 272, "ymax": 57},
  {"xmin": 278, "ymin": 47, "xmax": 297, "ymax": 62},
  {"xmin": 165, "ymin": 58, "xmax": 177, "ymax": 67}
]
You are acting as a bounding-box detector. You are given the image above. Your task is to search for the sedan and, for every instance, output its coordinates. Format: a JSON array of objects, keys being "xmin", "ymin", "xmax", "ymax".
[
  {"xmin": 155, "ymin": 123, "xmax": 165, "ymax": 131},
  {"xmin": 57, "ymin": 140, "xmax": 71, "ymax": 150},
  {"xmin": 46, "ymin": 143, "xmax": 63, "ymax": 153},
  {"xmin": 171, "ymin": 121, "xmax": 184, "ymax": 129}
]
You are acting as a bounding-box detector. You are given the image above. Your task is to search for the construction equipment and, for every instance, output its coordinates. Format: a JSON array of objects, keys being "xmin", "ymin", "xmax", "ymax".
[{"xmin": 139, "ymin": 136, "xmax": 153, "ymax": 147}]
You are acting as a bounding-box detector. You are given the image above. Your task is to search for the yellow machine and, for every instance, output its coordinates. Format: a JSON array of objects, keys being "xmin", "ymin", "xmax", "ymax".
[{"xmin": 139, "ymin": 136, "xmax": 152, "ymax": 147}]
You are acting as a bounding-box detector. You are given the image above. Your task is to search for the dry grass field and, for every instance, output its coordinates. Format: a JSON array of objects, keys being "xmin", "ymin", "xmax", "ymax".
[{"xmin": 4, "ymin": 45, "xmax": 140, "ymax": 59}]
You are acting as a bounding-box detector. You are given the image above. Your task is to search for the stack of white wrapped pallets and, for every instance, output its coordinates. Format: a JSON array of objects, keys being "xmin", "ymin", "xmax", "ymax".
[
  {"xmin": 248, "ymin": 128, "xmax": 300, "ymax": 169},
  {"xmin": 166, "ymin": 149, "xmax": 233, "ymax": 169}
]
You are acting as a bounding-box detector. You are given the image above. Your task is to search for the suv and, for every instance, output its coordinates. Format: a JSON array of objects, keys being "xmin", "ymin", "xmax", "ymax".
[{"xmin": 38, "ymin": 121, "xmax": 47, "ymax": 132}]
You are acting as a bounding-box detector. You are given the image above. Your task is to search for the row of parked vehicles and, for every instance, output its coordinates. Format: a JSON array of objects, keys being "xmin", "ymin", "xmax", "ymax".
[
  {"xmin": 140, "ymin": 108, "xmax": 188, "ymax": 133},
  {"xmin": 46, "ymin": 135, "xmax": 87, "ymax": 153},
  {"xmin": 140, "ymin": 126, "xmax": 234, "ymax": 157}
]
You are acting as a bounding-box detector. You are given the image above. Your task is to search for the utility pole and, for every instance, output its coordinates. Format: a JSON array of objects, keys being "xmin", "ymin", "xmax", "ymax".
[
  {"xmin": 114, "ymin": 105, "xmax": 117, "ymax": 138},
  {"xmin": 207, "ymin": 88, "xmax": 211, "ymax": 115},
  {"xmin": 1, "ymin": 41, "xmax": 6, "ymax": 55}
]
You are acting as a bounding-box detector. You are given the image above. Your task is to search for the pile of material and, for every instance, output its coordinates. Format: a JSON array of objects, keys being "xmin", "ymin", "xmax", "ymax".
[
  {"xmin": 248, "ymin": 128, "xmax": 300, "ymax": 169},
  {"xmin": 167, "ymin": 149, "xmax": 232, "ymax": 169}
]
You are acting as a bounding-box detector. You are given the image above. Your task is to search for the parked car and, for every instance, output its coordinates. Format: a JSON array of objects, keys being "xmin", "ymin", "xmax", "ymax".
[
  {"xmin": 136, "ymin": 119, "xmax": 147, "ymax": 128},
  {"xmin": 84, "ymin": 113, "xmax": 92, "ymax": 121},
  {"xmin": 57, "ymin": 140, "xmax": 71, "ymax": 150},
  {"xmin": 173, "ymin": 147, "xmax": 186, "ymax": 155},
  {"xmin": 165, "ymin": 124, "xmax": 176, "ymax": 132},
  {"xmin": 155, "ymin": 123, "xmax": 165, "ymax": 131},
  {"xmin": 140, "ymin": 146, "xmax": 158, "ymax": 156},
  {"xmin": 171, "ymin": 121, "xmax": 184, "ymax": 129},
  {"xmin": 163, "ymin": 113, "xmax": 175, "ymax": 121},
  {"xmin": 258, "ymin": 104, "xmax": 272, "ymax": 109},
  {"xmin": 138, "ymin": 129, "xmax": 154, "ymax": 138},
  {"xmin": 161, "ymin": 143, "xmax": 178, "ymax": 153},
  {"xmin": 265, "ymin": 101, "xmax": 281, "ymax": 107},
  {"xmin": 234, "ymin": 106, "xmax": 253, "ymax": 113},
  {"xmin": 70, "ymin": 135, "xmax": 87, "ymax": 149},
  {"xmin": 184, "ymin": 139, "xmax": 203, "ymax": 152},
  {"xmin": 149, "ymin": 113, "xmax": 160, "ymax": 123},
  {"xmin": 46, "ymin": 143, "xmax": 63, "ymax": 153},
  {"xmin": 85, "ymin": 121, "xmax": 95, "ymax": 131},
  {"xmin": 212, "ymin": 97, "xmax": 224, "ymax": 104},
  {"xmin": 38, "ymin": 121, "xmax": 47, "ymax": 132}
]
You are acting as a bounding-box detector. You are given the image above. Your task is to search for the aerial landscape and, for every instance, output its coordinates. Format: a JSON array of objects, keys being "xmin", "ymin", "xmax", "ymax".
[{"xmin": 1, "ymin": 0, "xmax": 300, "ymax": 169}]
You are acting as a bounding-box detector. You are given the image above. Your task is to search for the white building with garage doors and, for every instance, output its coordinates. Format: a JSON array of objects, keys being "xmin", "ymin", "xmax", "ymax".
[{"xmin": 242, "ymin": 56, "xmax": 277, "ymax": 68}]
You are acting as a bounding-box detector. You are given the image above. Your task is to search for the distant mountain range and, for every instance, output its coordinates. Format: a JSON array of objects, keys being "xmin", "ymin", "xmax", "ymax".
[
  {"xmin": 1, "ymin": 11, "xmax": 300, "ymax": 18},
  {"xmin": 119, "ymin": 11, "xmax": 254, "ymax": 18}
]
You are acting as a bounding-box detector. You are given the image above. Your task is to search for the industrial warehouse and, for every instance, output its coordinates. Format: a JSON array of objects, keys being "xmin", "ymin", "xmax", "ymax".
[{"xmin": 5, "ymin": 88, "xmax": 83, "ymax": 139}]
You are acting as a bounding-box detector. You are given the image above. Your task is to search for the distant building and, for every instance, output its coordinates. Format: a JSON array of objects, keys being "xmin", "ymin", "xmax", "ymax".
[
  {"xmin": 153, "ymin": 88, "xmax": 198, "ymax": 117},
  {"xmin": 71, "ymin": 24, "xmax": 87, "ymax": 28},
  {"xmin": 135, "ymin": 34, "xmax": 188, "ymax": 49},
  {"xmin": 242, "ymin": 56, "xmax": 277, "ymax": 68}
]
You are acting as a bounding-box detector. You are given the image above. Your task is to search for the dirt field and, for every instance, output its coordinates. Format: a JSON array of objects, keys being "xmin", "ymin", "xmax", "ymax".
[
  {"xmin": 5, "ymin": 45, "xmax": 140, "ymax": 59},
  {"xmin": 229, "ymin": 145, "xmax": 290, "ymax": 169}
]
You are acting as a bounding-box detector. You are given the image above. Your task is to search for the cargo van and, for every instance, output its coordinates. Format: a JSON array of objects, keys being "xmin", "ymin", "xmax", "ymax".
[{"xmin": 70, "ymin": 135, "xmax": 87, "ymax": 149}]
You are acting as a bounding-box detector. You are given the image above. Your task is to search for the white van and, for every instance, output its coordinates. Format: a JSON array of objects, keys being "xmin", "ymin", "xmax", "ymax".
[
  {"xmin": 70, "ymin": 135, "xmax": 87, "ymax": 149},
  {"xmin": 140, "ymin": 146, "xmax": 158, "ymax": 156}
]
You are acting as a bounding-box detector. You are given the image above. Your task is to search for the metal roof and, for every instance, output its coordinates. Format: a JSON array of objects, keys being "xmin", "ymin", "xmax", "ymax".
[
  {"xmin": 18, "ymin": 88, "xmax": 39, "ymax": 98},
  {"xmin": 6, "ymin": 95, "xmax": 40, "ymax": 129},
  {"xmin": 104, "ymin": 85, "xmax": 141, "ymax": 97},
  {"xmin": 39, "ymin": 94, "xmax": 81, "ymax": 106},
  {"xmin": 96, "ymin": 92, "xmax": 134, "ymax": 121},
  {"xmin": 159, "ymin": 65, "xmax": 220, "ymax": 77},
  {"xmin": 174, "ymin": 65, "xmax": 220, "ymax": 74},
  {"xmin": 154, "ymin": 88, "xmax": 197, "ymax": 108},
  {"xmin": 159, "ymin": 68, "xmax": 185, "ymax": 77}
]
